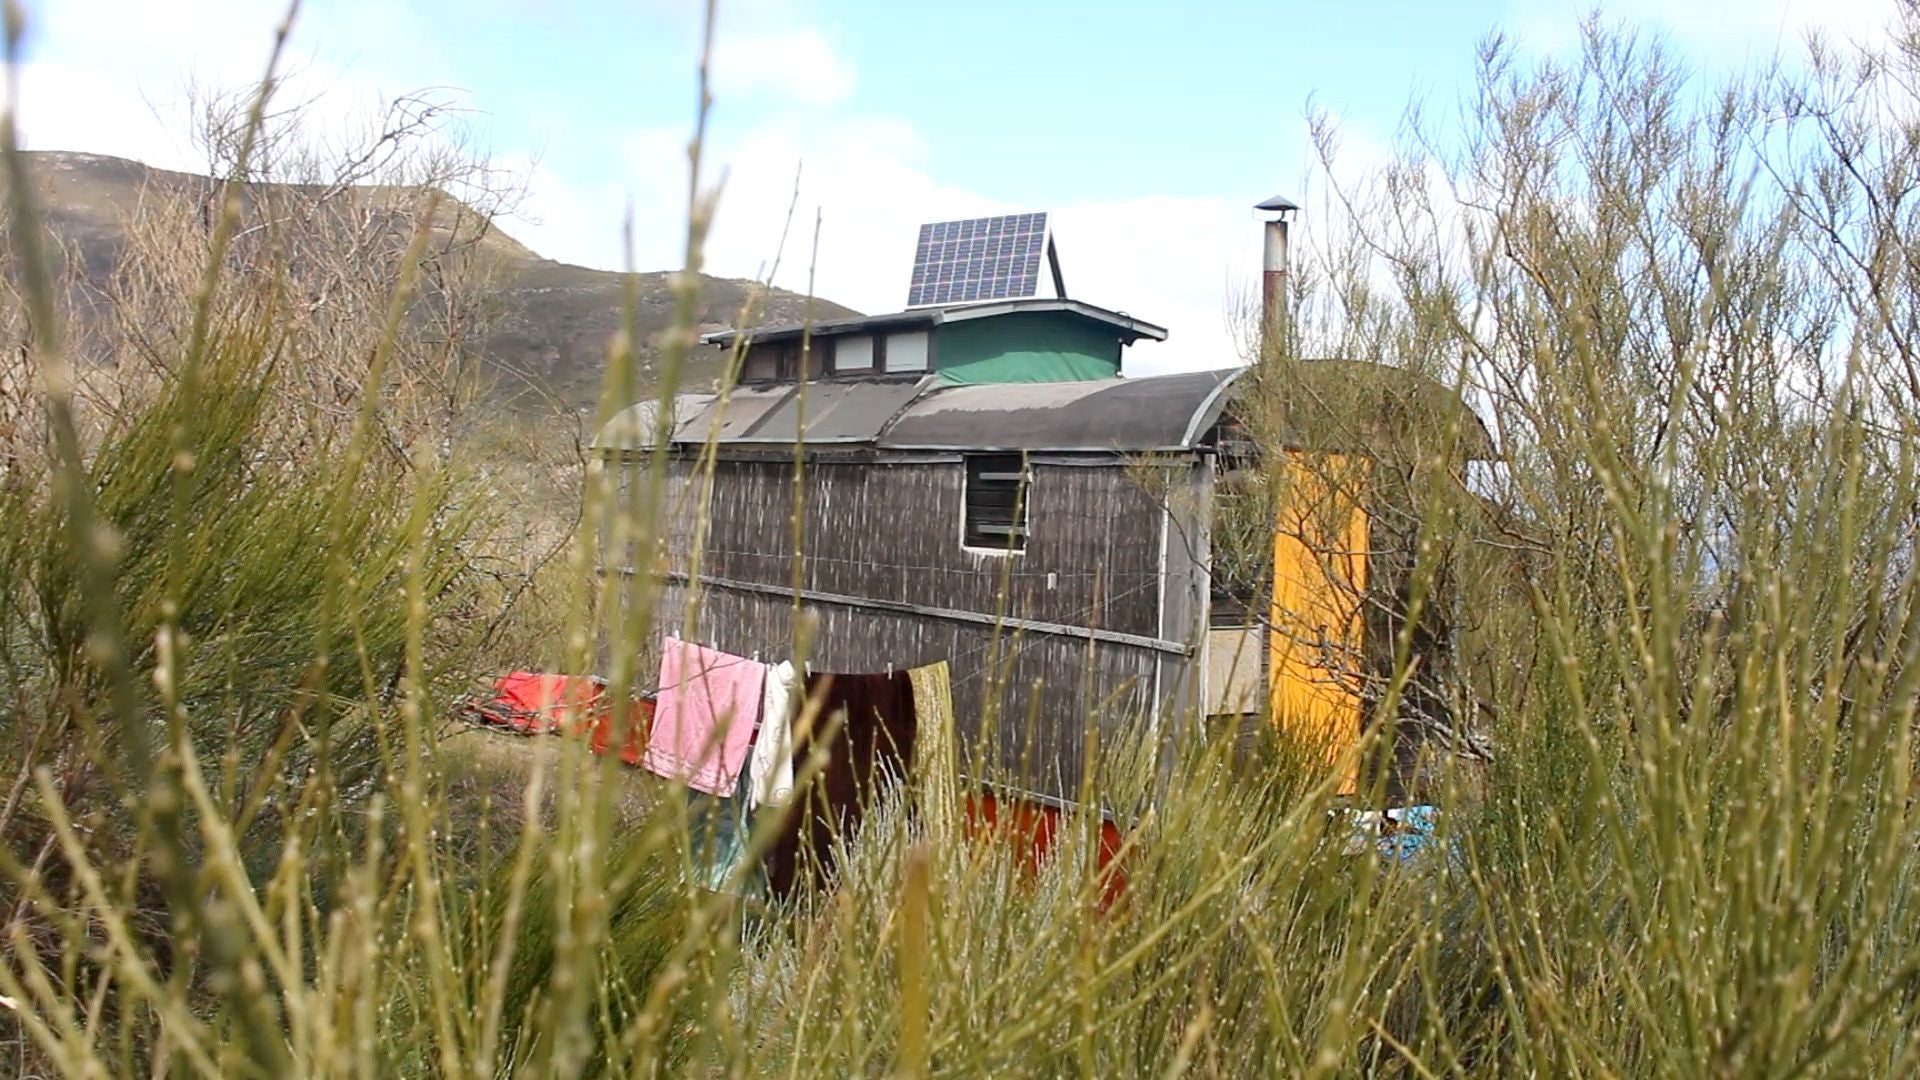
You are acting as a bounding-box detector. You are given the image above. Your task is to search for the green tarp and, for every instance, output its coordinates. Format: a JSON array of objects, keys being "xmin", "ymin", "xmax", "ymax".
[{"xmin": 934, "ymin": 311, "xmax": 1123, "ymax": 385}]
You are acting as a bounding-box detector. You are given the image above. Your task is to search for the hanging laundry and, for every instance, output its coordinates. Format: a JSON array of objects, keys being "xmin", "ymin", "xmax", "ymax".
[
  {"xmin": 642, "ymin": 637, "xmax": 767, "ymax": 796},
  {"xmin": 748, "ymin": 660, "xmax": 798, "ymax": 810},
  {"xmin": 685, "ymin": 754, "xmax": 758, "ymax": 895},
  {"xmin": 767, "ymin": 669, "xmax": 918, "ymax": 896},
  {"xmin": 907, "ymin": 661, "xmax": 958, "ymax": 833}
]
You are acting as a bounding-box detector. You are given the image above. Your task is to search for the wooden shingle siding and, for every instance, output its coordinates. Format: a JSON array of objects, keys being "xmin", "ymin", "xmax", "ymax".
[{"xmin": 689, "ymin": 459, "xmax": 1166, "ymax": 639}]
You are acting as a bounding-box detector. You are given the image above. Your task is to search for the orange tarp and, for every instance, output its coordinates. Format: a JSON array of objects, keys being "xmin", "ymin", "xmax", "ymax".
[
  {"xmin": 476, "ymin": 673, "xmax": 655, "ymax": 766},
  {"xmin": 964, "ymin": 792, "xmax": 1128, "ymax": 910}
]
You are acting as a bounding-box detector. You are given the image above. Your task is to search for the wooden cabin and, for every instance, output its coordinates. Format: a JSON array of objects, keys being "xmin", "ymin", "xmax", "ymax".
[
  {"xmin": 594, "ymin": 200, "xmax": 1493, "ymax": 806},
  {"xmin": 594, "ymin": 292, "xmax": 1488, "ymax": 806}
]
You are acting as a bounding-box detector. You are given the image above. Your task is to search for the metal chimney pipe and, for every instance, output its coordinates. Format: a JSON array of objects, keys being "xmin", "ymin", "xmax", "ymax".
[{"xmin": 1254, "ymin": 194, "xmax": 1299, "ymax": 349}]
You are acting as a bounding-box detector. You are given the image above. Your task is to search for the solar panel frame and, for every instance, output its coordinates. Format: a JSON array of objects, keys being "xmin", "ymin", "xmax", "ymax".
[{"xmin": 906, "ymin": 212, "xmax": 1050, "ymax": 308}]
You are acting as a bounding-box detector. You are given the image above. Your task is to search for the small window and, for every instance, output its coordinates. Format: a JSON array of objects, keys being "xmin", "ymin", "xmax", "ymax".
[
  {"xmin": 963, "ymin": 454, "xmax": 1030, "ymax": 551},
  {"xmin": 739, "ymin": 338, "xmax": 833, "ymax": 382},
  {"xmin": 740, "ymin": 344, "xmax": 781, "ymax": 382},
  {"xmin": 833, "ymin": 335, "xmax": 875, "ymax": 374},
  {"xmin": 886, "ymin": 330, "xmax": 930, "ymax": 373},
  {"xmin": 794, "ymin": 341, "xmax": 823, "ymax": 380}
]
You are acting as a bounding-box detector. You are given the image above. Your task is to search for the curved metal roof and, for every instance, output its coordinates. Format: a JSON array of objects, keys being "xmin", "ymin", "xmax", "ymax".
[
  {"xmin": 594, "ymin": 370, "xmax": 1241, "ymax": 454},
  {"xmin": 591, "ymin": 393, "xmax": 716, "ymax": 451},
  {"xmin": 878, "ymin": 369, "xmax": 1241, "ymax": 451},
  {"xmin": 592, "ymin": 362, "xmax": 1494, "ymax": 459}
]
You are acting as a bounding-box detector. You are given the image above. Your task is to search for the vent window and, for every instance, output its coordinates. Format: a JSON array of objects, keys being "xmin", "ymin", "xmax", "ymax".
[
  {"xmin": 740, "ymin": 340, "xmax": 821, "ymax": 382},
  {"xmin": 886, "ymin": 330, "xmax": 930, "ymax": 373},
  {"xmin": 833, "ymin": 334, "xmax": 875, "ymax": 373},
  {"xmin": 963, "ymin": 454, "xmax": 1030, "ymax": 551}
]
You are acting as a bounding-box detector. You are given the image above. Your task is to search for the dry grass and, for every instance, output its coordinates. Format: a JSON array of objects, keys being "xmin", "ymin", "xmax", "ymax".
[{"xmin": 6, "ymin": 3, "xmax": 1920, "ymax": 1078}]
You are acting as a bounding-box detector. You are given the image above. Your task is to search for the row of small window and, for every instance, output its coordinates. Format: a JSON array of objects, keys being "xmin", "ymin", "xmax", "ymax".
[{"xmin": 740, "ymin": 330, "xmax": 931, "ymax": 383}]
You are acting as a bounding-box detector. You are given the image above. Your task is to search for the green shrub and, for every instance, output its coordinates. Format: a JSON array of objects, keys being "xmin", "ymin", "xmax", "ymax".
[{"xmin": 8, "ymin": 5, "xmax": 1920, "ymax": 1078}]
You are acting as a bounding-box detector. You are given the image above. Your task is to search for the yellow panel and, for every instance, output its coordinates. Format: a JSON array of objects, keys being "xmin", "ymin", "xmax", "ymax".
[{"xmin": 1270, "ymin": 453, "xmax": 1368, "ymax": 794}]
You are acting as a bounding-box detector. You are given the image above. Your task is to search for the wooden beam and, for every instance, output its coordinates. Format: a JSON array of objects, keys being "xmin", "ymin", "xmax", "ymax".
[{"xmin": 623, "ymin": 568, "xmax": 1194, "ymax": 657}]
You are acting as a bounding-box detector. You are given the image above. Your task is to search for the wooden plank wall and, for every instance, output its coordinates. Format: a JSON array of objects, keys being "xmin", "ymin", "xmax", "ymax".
[
  {"xmin": 691, "ymin": 458, "xmax": 1166, "ymax": 638},
  {"xmin": 1154, "ymin": 458, "xmax": 1213, "ymax": 739},
  {"xmin": 606, "ymin": 452, "xmax": 1205, "ymax": 803}
]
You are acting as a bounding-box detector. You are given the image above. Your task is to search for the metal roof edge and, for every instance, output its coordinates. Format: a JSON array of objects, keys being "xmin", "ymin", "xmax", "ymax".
[
  {"xmin": 869, "ymin": 442, "xmax": 1204, "ymax": 455},
  {"xmin": 933, "ymin": 299, "xmax": 1169, "ymax": 341},
  {"xmin": 701, "ymin": 297, "xmax": 1169, "ymax": 348},
  {"xmin": 702, "ymin": 310, "xmax": 939, "ymax": 347},
  {"xmin": 1179, "ymin": 367, "xmax": 1249, "ymax": 447}
]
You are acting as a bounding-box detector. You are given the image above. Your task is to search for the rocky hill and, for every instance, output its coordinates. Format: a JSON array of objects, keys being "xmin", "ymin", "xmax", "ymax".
[{"xmin": 19, "ymin": 150, "xmax": 858, "ymax": 412}]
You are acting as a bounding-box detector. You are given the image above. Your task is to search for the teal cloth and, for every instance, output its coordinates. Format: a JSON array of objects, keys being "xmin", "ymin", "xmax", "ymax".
[{"xmin": 686, "ymin": 752, "xmax": 761, "ymax": 894}]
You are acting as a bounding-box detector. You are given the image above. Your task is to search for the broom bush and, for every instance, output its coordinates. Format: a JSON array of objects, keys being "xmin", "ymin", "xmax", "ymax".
[{"xmin": 7, "ymin": 2, "xmax": 1920, "ymax": 1076}]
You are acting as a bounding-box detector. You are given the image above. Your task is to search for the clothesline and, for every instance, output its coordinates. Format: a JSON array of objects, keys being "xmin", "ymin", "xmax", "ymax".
[
  {"xmin": 688, "ymin": 547, "xmax": 1170, "ymax": 577},
  {"xmin": 653, "ymin": 571, "xmax": 1166, "ymax": 699},
  {"xmin": 472, "ymin": 638, "xmax": 1129, "ymax": 901},
  {"xmin": 638, "ymin": 572, "xmax": 1163, "ymax": 811}
]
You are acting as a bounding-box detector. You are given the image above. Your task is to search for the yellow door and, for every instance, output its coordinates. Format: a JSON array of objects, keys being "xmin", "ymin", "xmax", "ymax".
[{"xmin": 1270, "ymin": 453, "xmax": 1368, "ymax": 793}]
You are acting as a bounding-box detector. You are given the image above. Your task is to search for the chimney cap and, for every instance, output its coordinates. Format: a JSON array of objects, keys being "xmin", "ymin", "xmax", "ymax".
[{"xmin": 1254, "ymin": 194, "xmax": 1299, "ymax": 215}]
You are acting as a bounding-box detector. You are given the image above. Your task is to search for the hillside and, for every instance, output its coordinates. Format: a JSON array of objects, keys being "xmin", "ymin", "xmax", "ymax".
[{"xmin": 20, "ymin": 150, "xmax": 859, "ymax": 411}]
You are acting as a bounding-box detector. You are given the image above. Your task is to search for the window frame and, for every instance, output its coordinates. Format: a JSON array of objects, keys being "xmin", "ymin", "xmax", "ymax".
[
  {"xmin": 960, "ymin": 453, "xmax": 1032, "ymax": 554},
  {"xmin": 884, "ymin": 329, "xmax": 931, "ymax": 373},
  {"xmin": 829, "ymin": 334, "xmax": 876, "ymax": 375}
]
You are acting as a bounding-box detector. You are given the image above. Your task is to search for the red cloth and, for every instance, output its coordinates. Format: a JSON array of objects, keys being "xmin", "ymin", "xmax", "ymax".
[
  {"xmin": 965, "ymin": 792, "xmax": 1128, "ymax": 910},
  {"xmin": 587, "ymin": 696, "xmax": 656, "ymax": 766},
  {"xmin": 482, "ymin": 673, "xmax": 655, "ymax": 765},
  {"xmin": 488, "ymin": 672, "xmax": 603, "ymax": 733}
]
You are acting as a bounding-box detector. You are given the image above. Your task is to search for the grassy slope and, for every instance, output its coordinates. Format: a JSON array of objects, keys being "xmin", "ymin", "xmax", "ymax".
[{"xmin": 23, "ymin": 150, "xmax": 859, "ymax": 412}]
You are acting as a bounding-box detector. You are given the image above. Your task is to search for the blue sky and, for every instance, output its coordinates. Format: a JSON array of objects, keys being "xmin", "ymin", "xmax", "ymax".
[
  {"xmin": 425, "ymin": 0, "xmax": 1507, "ymax": 201},
  {"xmin": 11, "ymin": 0, "xmax": 1887, "ymax": 372}
]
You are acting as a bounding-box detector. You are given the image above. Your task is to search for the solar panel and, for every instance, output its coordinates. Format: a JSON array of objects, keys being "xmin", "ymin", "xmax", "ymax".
[{"xmin": 905, "ymin": 212, "xmax": 1049, "ymax": 307}]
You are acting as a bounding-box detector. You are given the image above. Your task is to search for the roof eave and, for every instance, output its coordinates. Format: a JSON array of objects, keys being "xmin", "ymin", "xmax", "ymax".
[
  {"xmin": 701, "ymin": 298, "xmax": 1169, "ymax": 348},
  {"xmin": 873, "ymin": 442, "xmax": 1205, "ymax": 454},
  {"xmin": 702, "ymin": 310, "xmax": 939, "ymax": 348},
  {"xmin": 932, "ymin": 299, "xmax": 1168, "ymax": 342}
]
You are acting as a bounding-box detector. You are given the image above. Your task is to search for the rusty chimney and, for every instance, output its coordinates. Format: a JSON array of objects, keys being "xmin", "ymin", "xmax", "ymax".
[{"xmin": 1254, "ymin": 194, "xmax": 1298, "ymax": 349}]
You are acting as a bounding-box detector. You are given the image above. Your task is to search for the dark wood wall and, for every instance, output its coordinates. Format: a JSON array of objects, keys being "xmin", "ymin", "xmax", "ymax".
[
  {"xmin": 607, "ymin": 451, "xmax": 1211, "ymax": 804},
  {"xmin": 686, "ymin": 458, "xmax": 1166, "ymax": 636}
]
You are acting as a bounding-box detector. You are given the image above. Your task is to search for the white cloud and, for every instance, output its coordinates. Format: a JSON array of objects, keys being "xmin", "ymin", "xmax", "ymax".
[
  {"xmin": 712, "ymin": 27, "xmax": 857, "ymax": 107},
  {"xmin": 510, "ymin": 0, "xmax": 1913, "ymax": 380},
  {"xmin": 1052, "ymin": 196, "xmax": 1262, "ymax": 374},
  {"xmin": 502, "ymin": 110, "xmax": 1273, "ymax": 376},
  {"xmin": 10, "ymin": 0, "xmax": 458, "ymax": 172}
]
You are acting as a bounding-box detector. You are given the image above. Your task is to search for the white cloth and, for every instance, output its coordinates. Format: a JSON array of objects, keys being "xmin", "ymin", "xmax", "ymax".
[{"xmin": 748, "ymin": 660, "xmax": 797, "ymax": 808}]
